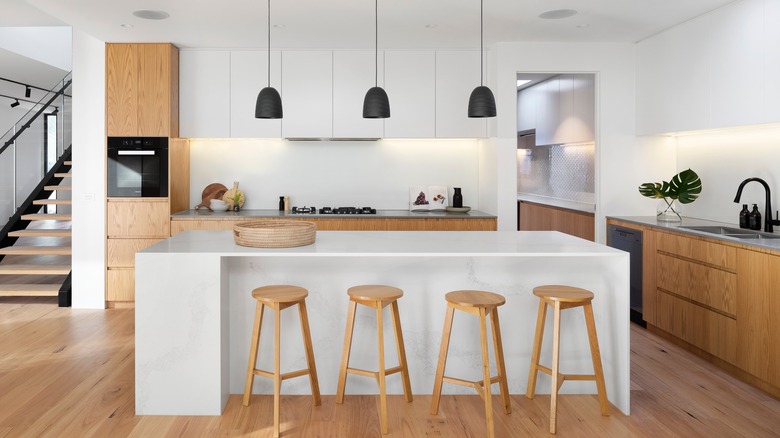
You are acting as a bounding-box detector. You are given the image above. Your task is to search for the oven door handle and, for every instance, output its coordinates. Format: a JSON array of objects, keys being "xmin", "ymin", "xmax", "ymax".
[{"xmin": 117, "ymin": 150, "xmax": 156, "ymax": 156}]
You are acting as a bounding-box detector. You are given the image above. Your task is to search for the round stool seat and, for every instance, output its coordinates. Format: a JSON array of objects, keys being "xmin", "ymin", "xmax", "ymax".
[
  {"xmin": 445, "ymin": 290, "xmax": 506, "ymax": 308},
  {"xmin": 251, "ymin": 285, "xmax": 308, "ymax": 304},
  {"xmin": 347, "ymin": 285, "xmax": 403, "ymax": 301},
  {"xmin": 533, "ymin": 285, "xmax": 593, "ymax": 303}
]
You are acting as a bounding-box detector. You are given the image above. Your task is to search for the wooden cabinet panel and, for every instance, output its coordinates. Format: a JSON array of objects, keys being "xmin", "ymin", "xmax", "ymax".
[
  {"xmin": 656, "ymin": 232, "xmax": 737, "ymax": 270},
  {"xmin": 386, "ymin": 218, "xmax": 495, "ymax": 231},
  {"xmin": 171, "ymin": 219, "xmax": 247, "ymax": 235},
  {"xmin": 171, "ymin": 217, "xmax": 497, "ymax": 234},
  {"xmin": 106, "ymin": 269, "xmax": 135, "ymax": 302},
  {"xmin": 107, "ymin": 238, "xmax": 163, "ymax": 268},
  {"xmin": 106, "ymin": 44, "xmax": 137, "ymax": 136},
  {"xmin": 641, "ymin": 226, "xmax": 657, "ymax": 325},
  {"xmin": 518, "ymin": 201, "xmax": 594, "ymax": 241},
  {"xmin": 313, "ymin": 218, "xmax": 386, "ymax": 231},
  {"xmin": 169, "ymin": 139, "xmax": 190, "ymax": 214},
  {"xmin": 656, "ymin": 253, "xmax": 736, "ymax": 316},
  {"xmin": 137, "ymin": 44, "xmax": 171, "ymax": 136},
  {"xmin": 107, "ymin": 199, "xmax": 171, "ymax": 237},
  {"xmin": 656, "ymin": 291, "xmax": 737, "ymax": 365},
  {"xmin": 736, "ymin": 249, "xmax": 776, "ymax": 383}
]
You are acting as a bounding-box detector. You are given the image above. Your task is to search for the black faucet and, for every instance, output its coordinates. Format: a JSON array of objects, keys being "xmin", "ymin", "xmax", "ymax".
[{"xmin": 733, "ymin": 177, "xmax": 780, "ymax": 233}]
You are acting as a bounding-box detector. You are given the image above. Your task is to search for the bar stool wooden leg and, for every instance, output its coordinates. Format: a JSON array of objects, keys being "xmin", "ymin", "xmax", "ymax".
[
  {"xmin": 478, "ymin": 307, "xmax": 495, "ymax": 438},
  {"xmin": 490, "ymin": 308, "xmax": 511, "ymax": 415},
  {"xmin": 584, "ymin": 302, "xmax": 610, "ymax": 416},
  {"xmin": 243, "ymin": 301, "xmax": 265, "ymax": 407},
  {"xmin": 336, "ymin": 300, "xmax": 357, "ymax": 404},
  {"xmin": 549, "ymin": 301, "xmax": 562, "ymax": 434},
  {"xmin": 272, "ymin": 305, "xmax": 283, "ymax": 437},
  {"xmin": 390, "ymin": 300, "xmax": 413, "ymax": 403},
  {"xmin": 298, "ymin": 300, "xmax": 321, "ymax": 406},
  {"xmin": 526, "ymin": 299, "xmax": 547, "ymax": 399},
  {"xmin": 376, "ymin": 302, "xmax": 388, "ymax": 435},
  {"xmin": 430, "ymin": 304, "xmax": 455, "ymax": 415}
]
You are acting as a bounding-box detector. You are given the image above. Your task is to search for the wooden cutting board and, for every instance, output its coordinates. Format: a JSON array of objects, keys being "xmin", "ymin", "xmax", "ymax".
[{"xmin": 195, "ymin": 183, "xmax": 228, "ymax": 210}]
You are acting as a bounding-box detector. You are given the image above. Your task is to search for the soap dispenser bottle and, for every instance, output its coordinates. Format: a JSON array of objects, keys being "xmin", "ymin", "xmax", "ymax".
[
  {"xmin": 739, "ymin": 204, "xmax": 750, "ymax": 228},
  {"xmin": 749, "ymin": 204, "xmax": 762, "ymax": 230}
]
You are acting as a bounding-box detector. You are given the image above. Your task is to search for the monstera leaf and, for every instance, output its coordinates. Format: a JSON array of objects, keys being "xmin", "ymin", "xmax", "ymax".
[{"xmin": 638, "ymin": 169, "xmax": 701, "ymax": 204}]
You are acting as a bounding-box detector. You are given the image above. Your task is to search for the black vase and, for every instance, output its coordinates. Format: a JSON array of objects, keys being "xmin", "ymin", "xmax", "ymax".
[{"xmin": 453, "ymin": 188, "xmax": 463, "ymax": 208}]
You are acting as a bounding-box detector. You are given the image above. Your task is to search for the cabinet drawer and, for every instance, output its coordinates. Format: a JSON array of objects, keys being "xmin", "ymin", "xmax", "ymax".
[
  {"xmin": 107, "ymin": 199, "xmax": 170, "ymax": 237},
  {"xmin": 107, "ymin": 238, "xmax": 163, "ymax": 268},
  {"xmin": 656, "ymin": 291, "xmax": 737, "ymax": 364},
  {"xmin": 171, "ymin": 219, "xmax": 249, "ymax": 235},
  {"xmin": 106, "ymin": 268, "xmax": 135, "ymax": 302},
  {"xmin": 656, "ymin": 253, "xmax": 736, "ymax": 316},
  {"xmin": 656, "ymin": 232, "xmax": 737, "ymax": 270}
]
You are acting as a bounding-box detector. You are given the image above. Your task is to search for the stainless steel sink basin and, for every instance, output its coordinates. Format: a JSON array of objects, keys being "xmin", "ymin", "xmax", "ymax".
[{"xmin": 680, "ymin": 225, "xmax": 780, "ymax": 240}]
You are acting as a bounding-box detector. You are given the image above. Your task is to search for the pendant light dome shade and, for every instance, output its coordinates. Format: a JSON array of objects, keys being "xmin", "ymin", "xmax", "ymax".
[
  {"xmin": 468, "ymin": 85, "xmax": 496, "ymax": 118},
  {"xmin": 363, "ymin": 86, "xmax": 390, "ymax": 118},
  {"xmin": 255, "ymin": 86, "xmax": 283, "ymax": 119}
]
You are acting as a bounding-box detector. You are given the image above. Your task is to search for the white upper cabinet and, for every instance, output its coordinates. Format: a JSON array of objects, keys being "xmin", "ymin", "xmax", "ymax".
[
  {"xmin": 230, "ymin": 50, "xmax": 282, "ymax": 138},
  {"xmin": 435, "ymin": 51, "xmax": 486, "ymax": 138},
  {"xmin": 332, "ymin": 50, "xmax": 384, "ymax": 138},
  {"xmin": 179, "ymin": 50, "xmax": 231, "ymax": 138},
  {"xmin": 383, "ymin": 51, "xmax": 436, "ymax": 138},
  {"xmin": 282, "ymin": 51, "xmax": 333, "ymax": 138},
  {"xmin": 636, "ymin": 0, "xmax": 769, "ymax": 135},
  {"xmin": 517, "ymin": 86, "xmax": 537, "ymax": 132},
  {"xmin": 556, "ymin": 74, "xmax": 595, "ymax": 144}
]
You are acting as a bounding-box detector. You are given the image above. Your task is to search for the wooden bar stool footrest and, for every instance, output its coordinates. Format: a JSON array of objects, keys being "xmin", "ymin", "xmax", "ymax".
[{"xmin": 253, "ymin": 368, "xmax": 313, "ymax": 381}]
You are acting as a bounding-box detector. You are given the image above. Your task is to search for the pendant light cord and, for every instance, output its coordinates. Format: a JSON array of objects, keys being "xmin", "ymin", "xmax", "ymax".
[
  {"xmin": 267, "ymin": 0, "xmax": 271, "ymax": 88},
  {"xmin": 375, "ymin": 0, "xmax": 378, "ymax": 87},
  {"xmin": 480, "ymin": 0, "xmax": 484, "ymax": 86}
]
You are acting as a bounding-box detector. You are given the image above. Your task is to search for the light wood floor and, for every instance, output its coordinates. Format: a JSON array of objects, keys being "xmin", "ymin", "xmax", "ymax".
[{"xmin": 1, "ymin": 297, "xmax": 780, "ymax": 437}]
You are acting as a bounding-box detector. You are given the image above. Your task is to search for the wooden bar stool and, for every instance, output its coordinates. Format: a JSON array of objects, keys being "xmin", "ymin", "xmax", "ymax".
[
  {"xmin": 526, "ymin": 285, "xmax": 610, "ymax": 434},
  {"xmin": 430, "ymin": 290, "xmax": 511, "ymax": 438},
  {"xmin": 336, "ymin": 285, "xmax": 413, "ymax": 435},
  {"xmin": 242, "ymin": 285, "xmax": 321, "ymax": 438}
]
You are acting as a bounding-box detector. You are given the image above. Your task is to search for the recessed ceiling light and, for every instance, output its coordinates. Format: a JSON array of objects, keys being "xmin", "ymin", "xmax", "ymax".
[
  {"xmin": 538, "ymin": 9, "xmax": 578, "ymax": 20},
  {"xmin": 576, "ymin": 24, "xmax": 590, "ymax": 29},
  {"xmin": 132, "ymin": 10, "xmax": 170, "ymax": 20},
  {"xmin": 425, "ymin": 24, "xmax": 438, "ymax": 29},
  {"xmin": 273, "ymin": 24, "xmax": 285, "ymax": 28},
  {"xmin": 120, "ymin": 23, "xmax": 134, "ymax": 28},
  {"xmin": 517, "ymin": 79, "xmax": 532, "ymax": 87}
]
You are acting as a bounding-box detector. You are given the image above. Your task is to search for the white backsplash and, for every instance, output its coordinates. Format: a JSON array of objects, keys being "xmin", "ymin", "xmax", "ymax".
[
  {"xmin": 676, "ymin": 124, "xmax": 780, "ymax": 225},
  {"xmin": 517, "ymin": 142, "xmax": 595, "ymax": 205},
  {"xmin": 189, "ymin": 138, "xmax": 480, "ymax": 210}
]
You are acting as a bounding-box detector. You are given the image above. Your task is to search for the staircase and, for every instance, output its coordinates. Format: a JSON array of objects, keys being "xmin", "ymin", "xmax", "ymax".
[{"xmin": 0, "ymin": 150, "xmax": 72, "ymax": 306}]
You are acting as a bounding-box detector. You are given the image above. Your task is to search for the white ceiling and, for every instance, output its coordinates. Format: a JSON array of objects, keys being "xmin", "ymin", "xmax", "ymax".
[{"xmin": 15, "ymin": 0, "xmax": 738, "ymax": 49}]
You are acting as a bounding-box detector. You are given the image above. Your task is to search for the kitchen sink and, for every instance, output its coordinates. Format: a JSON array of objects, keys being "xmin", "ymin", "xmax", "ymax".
[{"xmin": 680, "ymin": 226, "xmax": 780, "ymax": 240}]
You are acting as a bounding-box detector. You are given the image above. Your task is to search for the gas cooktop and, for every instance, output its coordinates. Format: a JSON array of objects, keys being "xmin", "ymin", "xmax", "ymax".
[{"xmin": 290, "ymin": 206, "xmax": 377, "ymax": 215}]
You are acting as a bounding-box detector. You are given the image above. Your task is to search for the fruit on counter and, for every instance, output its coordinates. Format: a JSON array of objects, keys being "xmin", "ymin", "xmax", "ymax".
[
  {"xmin": 223, "ymin": 181, "xmax": 246, "ymax": 208},
  {"xmin": 414, "ymin": 191, "xmax": 429, "ymax": 205}
]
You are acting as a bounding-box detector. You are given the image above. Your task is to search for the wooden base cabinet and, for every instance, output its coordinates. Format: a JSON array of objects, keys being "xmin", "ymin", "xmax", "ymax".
[{"xmin": 518, "ymin": 201, "xmax": 594, "ymax": 241}]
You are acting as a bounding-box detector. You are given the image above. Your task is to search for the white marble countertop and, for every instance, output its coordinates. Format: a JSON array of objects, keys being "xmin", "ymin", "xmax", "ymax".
[
  {"xmin": 171, "ymin": 209, "xmax": 496, "ymax": 220},
  {"xmin": 143, "ymin": 230, "xmax": 623, "ymax": 257}
]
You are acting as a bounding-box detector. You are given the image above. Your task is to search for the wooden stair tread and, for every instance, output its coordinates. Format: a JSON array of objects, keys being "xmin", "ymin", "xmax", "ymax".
[
  {"xmin": 33, "ymin": 199, "xmax": 72, "ymax": 205},
  {"xmin": 0, "ymin": 246, "xmax": 72, "ymax": 255},
  {"xmin": 63, "ymin": 161, "xmax": 72, "ymax": 165},
  {"xmin": 0, "ymin": 284, "xmax": 60, "ymax": 296},
  {"xmin": 8, "ymin": 229, "xmax": 72, "ymax": 237},
  {"xmin": 0, "ymin": 265, "xmax": 71, "ymax": 275},
  {"xmin": 44, "ymin": 186, "xmax": 72, "ymax": 191},
  {"xmin": 21, "ymin": 214, "xmax": 71, "ymax": 221},
  {"xmin": 54, "ymin": 173, "xmax": 72, "ymax": 178}
]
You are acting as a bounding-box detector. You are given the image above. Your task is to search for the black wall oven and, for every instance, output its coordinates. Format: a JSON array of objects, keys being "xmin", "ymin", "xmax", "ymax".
[{"xmin": 107, "ymin": 137, "xmax": 168, "ymax": 197}]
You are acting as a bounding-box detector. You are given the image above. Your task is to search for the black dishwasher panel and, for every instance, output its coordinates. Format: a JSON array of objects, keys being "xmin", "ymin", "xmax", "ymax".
[{"xmin": 607, "ymin": 225, "xmax": 644, "ymax": 327}]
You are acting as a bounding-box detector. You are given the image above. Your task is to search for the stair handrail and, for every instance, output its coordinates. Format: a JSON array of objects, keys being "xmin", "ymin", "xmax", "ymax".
[{"xmin": 0, "ymin": 75, "xmax": 72, "ymax": 156}]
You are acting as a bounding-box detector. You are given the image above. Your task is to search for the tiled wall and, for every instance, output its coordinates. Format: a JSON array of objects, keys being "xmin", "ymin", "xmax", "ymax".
[{"xmin": 517, "ymin": 141, "xmax": 595, "ymax": 205}]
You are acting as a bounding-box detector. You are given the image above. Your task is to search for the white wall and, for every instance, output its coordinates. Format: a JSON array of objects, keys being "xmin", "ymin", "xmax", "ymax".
[
  {"xmin": 190, "ymin": 139, "xmax": 480, "ymax": 209},
  {"xmin": 0, "ymin": 27, "xmax": 73, "ymax": 71},
  {"xmin": 71, "ymin": 29, "xmax": 105, "ymax": 309},
  {"xmin": 486, "ymin": 42, "xmax": 669, "ymax": 240},
  {"xmin": 676, "ymin": 124, "xmax": 780, "ymax": 224}
]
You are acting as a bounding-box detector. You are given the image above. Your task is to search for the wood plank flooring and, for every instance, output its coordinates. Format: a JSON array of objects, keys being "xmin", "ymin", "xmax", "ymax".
[{"xmin": 0, "ymin": 297, "xmax": 779, "ymax": 437}]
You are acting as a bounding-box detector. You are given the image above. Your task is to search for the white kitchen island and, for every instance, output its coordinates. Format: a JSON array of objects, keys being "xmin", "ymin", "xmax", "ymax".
[{"xmin": 135, "ymin": 231, "xmax": 630, "ymax": 416}]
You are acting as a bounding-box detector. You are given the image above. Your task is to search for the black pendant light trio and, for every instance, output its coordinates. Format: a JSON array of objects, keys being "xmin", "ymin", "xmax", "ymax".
[{"xmin": 254, "ymin": 0, "xmax": 496, "ymax": 121}]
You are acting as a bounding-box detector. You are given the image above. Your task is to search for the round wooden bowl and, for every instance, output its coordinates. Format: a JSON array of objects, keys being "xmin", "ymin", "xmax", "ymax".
[{"xmin": 233, "ymin": 220, "xmax": 316, "ymax": 248}]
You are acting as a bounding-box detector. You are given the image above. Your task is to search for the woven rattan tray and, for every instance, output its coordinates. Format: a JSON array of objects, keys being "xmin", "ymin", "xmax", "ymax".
[{"xmin": 233, "ymin": 220, "xmax": 316, "ymax": 248}]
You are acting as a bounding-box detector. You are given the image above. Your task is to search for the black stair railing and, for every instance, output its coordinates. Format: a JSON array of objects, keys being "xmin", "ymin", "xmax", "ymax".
[{"xmin": 0, "ymin": 78, "xmax": 71, "ymax": 156}]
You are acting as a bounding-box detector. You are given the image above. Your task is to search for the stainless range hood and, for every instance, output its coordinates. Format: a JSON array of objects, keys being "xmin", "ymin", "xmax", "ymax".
[{"xmin": 285, "ymin": 137, "xmax": 381, "ymax": 142}]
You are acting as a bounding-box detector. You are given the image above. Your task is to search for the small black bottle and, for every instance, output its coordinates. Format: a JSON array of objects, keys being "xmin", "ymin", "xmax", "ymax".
[
  {"xmin": 749, "ymin": 204, "xmax": 762, "ymax": 230},
  {"xmin": 453, "ymin": 187, "xmax": 463, "ymax": 208},
  {"xmin": 279, "ymin": 196, "xmax": 285, "ymax": 211},
  {"xmin": 739, "ymin": 204, "xmax": 750, "ymax": 229}
]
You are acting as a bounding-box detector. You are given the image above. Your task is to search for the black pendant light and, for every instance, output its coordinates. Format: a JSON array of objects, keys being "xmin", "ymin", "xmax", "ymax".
[
  {"xmin": 363, "ymin": 0, "xmax": 390, "ymax": 118},
  {"xmin": 468, "ymin": 0, "xmax": 496, "ymax": 118},
  {"xmin": 255, "ymin": 0, "xmax": 282, "ymax": 119}
]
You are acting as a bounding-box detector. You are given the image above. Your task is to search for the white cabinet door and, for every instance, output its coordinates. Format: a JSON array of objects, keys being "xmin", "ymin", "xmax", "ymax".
[
  {"xmin": 766, "ymin": 0, "xmax": 780, "ymax": 122},
  {"xmin": 536, "ymin": 79, "xmax": 559, "ymax": 146},
  {"xmin": 179, "ymin": 51, "xmax": 231, "ymax": 138},
  {"xmin": 709, "ymin": 0, "xmax": 764, "ymax": 128},
  {"xmin": 332, "ymin": 50, "xmax": 384, "ymax": 138},
  {"xmin": 636, "ymin": 16, "xmax": 710, "ymax": 135},
  {"xmin": 230, "ymin": 50, "xmax": 282, "ymax": 138},
  {"xmin": 517, "ymin": 86, "xmax": 537, "ymax": 132},
  {"xmin": 555, "ymin": 74, "xmax": 595, "ymax": 144},
  {"xmin": 384, "ymin": 51, "xmax": 435, "ymax": 138},
  {"xmin": 281, "ymin": 51, "xmax": 333, "ymax": 138},
  {"xmin": 435, "ymin": 51, "xmax": 487, "ymax": 138}
]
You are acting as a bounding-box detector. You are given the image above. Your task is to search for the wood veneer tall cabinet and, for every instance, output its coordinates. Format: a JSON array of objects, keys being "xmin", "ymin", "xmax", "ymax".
[{"xmin": 106, "ymin": 43, "xmax": 179, "ymax": 137}]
